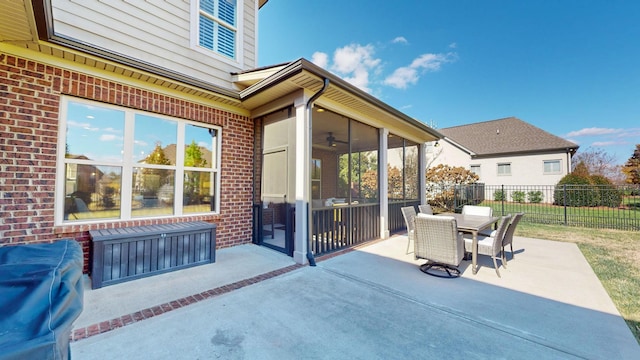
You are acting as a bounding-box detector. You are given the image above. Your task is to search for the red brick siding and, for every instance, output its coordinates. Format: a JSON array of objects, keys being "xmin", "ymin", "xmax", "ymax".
[{"xmin": 0, "ymin": 53, "xmax": 254, "ymax": 272}]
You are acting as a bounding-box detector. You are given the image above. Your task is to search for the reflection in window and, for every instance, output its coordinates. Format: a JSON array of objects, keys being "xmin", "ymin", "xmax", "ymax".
[
  {"xmin": 59, "ymin": 98, "xmax": 221, "ymax": 223},
  {"xmin": 388, "ymin": 135, "xmax": 419, "ymax": 200},
  {"xmin": 64, "ymin": 164, "xmax": 122, "ymax": 221},
  {"xmin": 311, "ymin": 159, "xmax": 321, "ymax": 200}
]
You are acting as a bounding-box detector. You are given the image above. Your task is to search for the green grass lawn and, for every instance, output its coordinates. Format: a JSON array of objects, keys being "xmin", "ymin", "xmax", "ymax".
[{"xmin": 516, "ymin": 222, "xmax": 640, "ymax": 344}]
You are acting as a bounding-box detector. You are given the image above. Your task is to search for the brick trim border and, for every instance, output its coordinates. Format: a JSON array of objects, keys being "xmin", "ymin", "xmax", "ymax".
[
  {"xmin": 70, "ymin": 263, "xmax": 304, "ymax": 342},
  {"xmin": 69, "ymin": 237, "xmax": 391, "ymax": 342}
]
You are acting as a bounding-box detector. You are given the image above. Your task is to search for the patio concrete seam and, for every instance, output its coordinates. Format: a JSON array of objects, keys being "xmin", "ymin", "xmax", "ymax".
[
  {"xmin": 320, "ymin": 265, "xmax": 593, "ymax": 360},
  {"xmin": 70, "ymin": 263, "xmax": 304, "ymax": 343}
]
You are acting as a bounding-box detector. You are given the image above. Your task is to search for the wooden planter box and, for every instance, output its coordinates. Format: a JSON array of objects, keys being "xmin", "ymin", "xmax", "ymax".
[{"xmin": 89, "ymin": 221, "xmax": 216, "ymax": 289}]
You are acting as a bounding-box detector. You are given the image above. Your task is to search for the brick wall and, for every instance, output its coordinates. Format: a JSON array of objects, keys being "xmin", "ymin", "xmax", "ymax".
[{"xmin": 0, "ymin": 52, "xmax": 255, "ymax": 272}]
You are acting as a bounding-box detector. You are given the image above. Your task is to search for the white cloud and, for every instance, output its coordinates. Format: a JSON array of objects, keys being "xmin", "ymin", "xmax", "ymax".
[
  {"xmin": 591, "ymin": 141, "xmax": 621, "ymax": 147},
  {"xmin": 449, "ymin": 42, "xmax": 457, "ymax": 49},
  {"xmin": 100, "ymin": 134, "xmax": 118, "ymax": 141},
  {"xmin": 384, "ymin": 52, "xmax": 456, "ymax": 89},
  {"xmin": 566, "ymin": 127, "xmax": 621, "ymax": 137},
  {"xmin": 383, "ymin": 67, "xmax": 418, "ymax": 89},
  {"xmin": 328, "ymin": 44, "xmax": 382, "ymax": 93},
  {"xmin": 311, "ymin": 52, "xmax": 328, "ymax": 69},
  {"xmin": 392, "ymin": 36, "xmax": 408, "ymax": 44}
]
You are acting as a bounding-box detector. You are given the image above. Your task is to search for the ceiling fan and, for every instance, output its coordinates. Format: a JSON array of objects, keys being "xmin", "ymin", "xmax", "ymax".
[{"xmin": 326, "ymin": 132, "xmax": 348, "ymax": 147}]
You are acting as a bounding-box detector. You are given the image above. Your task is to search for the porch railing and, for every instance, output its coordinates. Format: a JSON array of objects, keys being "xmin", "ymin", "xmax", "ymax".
[
  {"xmin": 388, "ymin": 200, "xmax": 420, "ymax": 234},
  {"xmin": 311, "ymin": 203, "xmax": 380, "ymax": 256}
]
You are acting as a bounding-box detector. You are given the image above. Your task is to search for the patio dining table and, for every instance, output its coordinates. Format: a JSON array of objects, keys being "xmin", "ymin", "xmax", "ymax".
[{"xmin": 437, "ymin": 213, "xmax": 499, "ymax": 274}]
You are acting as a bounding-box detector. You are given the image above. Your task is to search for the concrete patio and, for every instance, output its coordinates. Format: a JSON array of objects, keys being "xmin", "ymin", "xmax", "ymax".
[{"xmin": 70, "ymin": 235, "xmax": 639, "ymax": 359}]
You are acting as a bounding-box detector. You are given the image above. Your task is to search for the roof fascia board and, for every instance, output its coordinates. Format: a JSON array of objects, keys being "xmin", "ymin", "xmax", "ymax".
[
  {"xmin": 443, "ymin": 137, "xmax": 476, "ymax": 156},
  {"xmin": 471, "ymin": 147, "xmax": 579, "ymax": 159}
]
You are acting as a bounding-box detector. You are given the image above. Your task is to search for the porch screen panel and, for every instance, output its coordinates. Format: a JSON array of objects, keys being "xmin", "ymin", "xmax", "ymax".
[{"xmin": 262, "ymin": 150, "xmax": 287, "ymax": 197}]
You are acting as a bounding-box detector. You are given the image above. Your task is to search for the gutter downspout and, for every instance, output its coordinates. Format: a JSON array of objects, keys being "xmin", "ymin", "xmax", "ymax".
[{"xmin": 305, "ymin": 78, "xmax": 330, "ymax": 266}]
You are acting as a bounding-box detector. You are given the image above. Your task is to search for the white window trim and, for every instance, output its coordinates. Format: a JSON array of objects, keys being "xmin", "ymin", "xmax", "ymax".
[
  {"xmin": 470, "ymin": 164, "xmax": 481, "ymax": 178},
  {"xmin": 543, "ymin": 159, "xmax": 562, "ymax": 175},
  {"xmin": 190, "ymin": 0, "xmax": 244, "ymax": 67},
  {"xmin": 497, "ymin": 162, "xmax": 511, "ymax": 176},
  {"xmin": 55, "ymin": 96, "xmax": 222, "ymax": 226}
]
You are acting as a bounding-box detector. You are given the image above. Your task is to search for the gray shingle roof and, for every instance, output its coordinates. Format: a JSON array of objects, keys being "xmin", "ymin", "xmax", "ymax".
[{"xmin": 438, "ymin": 117, "xmax": 579, "ymax": 156}]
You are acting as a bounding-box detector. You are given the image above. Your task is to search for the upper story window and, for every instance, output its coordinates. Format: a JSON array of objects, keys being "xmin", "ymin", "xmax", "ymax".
[
  {"xmin": 543, "ymin": 159, "xmax": 562, "ymax": 174},
  {"xmin": 56, "ymin": 97, "xmax": 221, "ymax": 225},
  {"xmin": 198, "ymin": 0, "xmax": 237, "ymax": 59},
  {"xmin": 497, "ymin": 163, "xmax": 511, "ymax": 176}
]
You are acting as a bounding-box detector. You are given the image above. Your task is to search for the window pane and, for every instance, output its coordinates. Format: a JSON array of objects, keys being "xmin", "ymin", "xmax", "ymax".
[
  {"xmin": 64, "ymin": 164, "xmax": 122, "ymax": 221},
  {"xmin": 183, "ymin": 170, "xmax": 214, "ymax": 214},
  {"xmin": 134, "ymin": 115, "xmax": 177, "ymax": 163},
  {"xmin": 65, "ymin": 101, "xmax": 124, "ymax": 162},
  {"xmin": 498, "ymin": 163, "xmax": 511, "ymax": 175},
  {"xmin": 351, "ymin": 121, "xmax": 378, "ymax": 203},
  {"xmin": 544, "ymin": 160, "xmax": 561, "ymax": 173},
  {"xmin": 200, "ymin": 0, "xmax": 214, "ymax": 13},
  {"xmin": 218, "ymin": 0, "xmax": 236, "ymax": 26},
  {"xmin": 387, "ymin": 135, "xmax": 404, "ymax": 200},
  {"xmin": 132, "ymin": 167, "xmax": 175, "ymax": 217},
  {"xmin": 404, "ymin": 143, "xmax": 419, "ymax": 200},
  {"xmin": 185, "ymin": 124, "xmax": 214, "ymax": 168},
  {"xmin": 217, "ymin": 23, "xmax": 236, "ymax": 58},
  {"xmin": 199, "ymin": 14, "xmax": 214, "ymax": 50}
]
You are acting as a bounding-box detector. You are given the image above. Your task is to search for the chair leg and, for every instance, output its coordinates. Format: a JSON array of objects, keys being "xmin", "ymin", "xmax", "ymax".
[
  {"xmin": 406, "ymin": 237, "xmax": 411, "ymax": 254},
  {"xmin": 492, "ymin": 257, "xmax": 501, "ymax": 277},
  {"xmin": 510, "ymin": 243, "xmax": 514, "ymax": 258}
]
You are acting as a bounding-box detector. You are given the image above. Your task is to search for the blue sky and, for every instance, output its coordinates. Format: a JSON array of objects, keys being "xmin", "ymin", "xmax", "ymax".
[{"xmin": 258, "ymin": 0, "xmax": 640, "ymax": 165}]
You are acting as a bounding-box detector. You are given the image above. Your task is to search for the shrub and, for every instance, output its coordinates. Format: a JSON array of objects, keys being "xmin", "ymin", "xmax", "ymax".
[
  {"xmin": 554, "ymin": 173, "xmax": 596, "ymax": 206},
  {"xmin": 494, "ymin": 190, "xmax": 506, "ymax": 201},
  {"xmin": 590, "ymin": 175, "xmax": 623, "ymax": 207},
  {"xmin": 553, "ymin": 173, "xmax": 622, "ymax": 207},
  {"xmin": 527, "ymin": 191, "xmax": 543, "ymax": 203},
  {"xmin": 512, "ymin": 191, "xmax": 525, "ymax": 203}
]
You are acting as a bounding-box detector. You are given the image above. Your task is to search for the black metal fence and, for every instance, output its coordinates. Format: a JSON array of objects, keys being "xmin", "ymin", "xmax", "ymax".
[{"xmin": 427, "ymin": 183, "xmax": 640, "ymax": 231}]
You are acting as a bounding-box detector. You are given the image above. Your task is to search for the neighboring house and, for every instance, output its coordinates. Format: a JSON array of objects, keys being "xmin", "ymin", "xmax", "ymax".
[
  {"xmin": 427, "ymin": 117, "xmax": 579, "ymax": 186},
  {"xmin": 0, "ymin": 0, "xmax": 441, "ymax": 273}
]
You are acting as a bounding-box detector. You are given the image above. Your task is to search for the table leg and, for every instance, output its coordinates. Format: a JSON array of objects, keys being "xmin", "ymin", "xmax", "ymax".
[{"xmin": 472, "ymin": 230, "xmax": 478, "ymax": 274}]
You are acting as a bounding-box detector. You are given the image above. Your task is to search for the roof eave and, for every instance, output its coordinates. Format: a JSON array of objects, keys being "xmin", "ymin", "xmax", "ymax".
[{"xmin": 241, "ymin": 58, "xmax": 443, "ymax": 141}]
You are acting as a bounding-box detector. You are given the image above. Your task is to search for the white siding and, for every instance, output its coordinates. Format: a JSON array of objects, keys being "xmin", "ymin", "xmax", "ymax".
[
  {"xmin": 428, "ymin": 140, "xmax": 571, "ymax": 186},
  {"xmin": 50, "ymin": 0, "xmax": 258, "ymax": 91}
]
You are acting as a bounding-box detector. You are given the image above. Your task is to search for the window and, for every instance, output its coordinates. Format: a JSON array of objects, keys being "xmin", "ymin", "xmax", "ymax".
[
  {"xmin": 470, "ymin": 164, "xmax": 481, "ymax": 177},
  {"xmin": 311, "ymin": 159, "xmax": 322, "ymax": 200},
  {"xmin": 197, "ymin": 0, "xmax": 237, "ymax": 59},
  {"xmin": 497, "ymin": 163, "xmax": 511, "ymax": 176},
  {"xmin": 544, "ymin": 160, "xmax": 562, "ymax": 174},
  {"xmin": 57, "ymin": 97, "xmax": 221, "ymax": 224}
]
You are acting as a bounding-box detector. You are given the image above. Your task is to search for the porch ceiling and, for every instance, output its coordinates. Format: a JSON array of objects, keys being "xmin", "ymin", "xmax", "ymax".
[{"xmin": 0, "ymin": 0, "xmax": 38, "ymax": 42}]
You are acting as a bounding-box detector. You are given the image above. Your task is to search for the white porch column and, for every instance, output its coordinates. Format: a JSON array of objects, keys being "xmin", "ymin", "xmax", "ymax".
[
  {"xmin": 419, "ymin": 142, "xmax": 427, "ymax": 205},
  {"xmin": 293, "ymin": 97, "xmax": 309, "ymax": 265},
  {"xmin": 379, "ymin": 128, "xmax": 389, "ymax": 239}
]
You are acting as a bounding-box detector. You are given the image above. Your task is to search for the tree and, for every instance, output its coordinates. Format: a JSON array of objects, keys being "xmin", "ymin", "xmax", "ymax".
[
  {"xmin": 622, "ymin": 144, "xmax": 640, "ymax": 184},
  {"xmin": 572, "ymin": 147, "xmax": 618, "ymax": 178},
  {"xmin": 141, "ymin": 142, "xmax": 172, "ymax": 196},
  {"xmin": 184, "ymin": 140, "xmax": 207, "ymax": 168}
]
